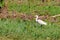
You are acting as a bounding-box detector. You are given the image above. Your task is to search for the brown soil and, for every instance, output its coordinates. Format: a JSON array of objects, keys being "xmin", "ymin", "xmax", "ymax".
[{"xmin": 0, "ymin": 6, "xmax": 58, "ymax": 23}]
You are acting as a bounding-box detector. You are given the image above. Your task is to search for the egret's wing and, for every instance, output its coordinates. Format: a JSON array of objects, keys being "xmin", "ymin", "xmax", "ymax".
[{"xmin": 38, "ymin": 20, "xmax": 47, "ymax": 25}]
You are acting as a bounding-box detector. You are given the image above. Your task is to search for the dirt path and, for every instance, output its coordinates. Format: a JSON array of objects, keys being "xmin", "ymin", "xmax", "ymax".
[{"xmin": 0, "ymin": 6, "xmax": 59, "ymax": 23}]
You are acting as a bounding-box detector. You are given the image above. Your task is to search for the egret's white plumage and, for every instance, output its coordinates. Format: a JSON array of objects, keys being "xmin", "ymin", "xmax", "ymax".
[{"xmin": 35, "ymin": 15, "xmax": 47, "ymax": 25}]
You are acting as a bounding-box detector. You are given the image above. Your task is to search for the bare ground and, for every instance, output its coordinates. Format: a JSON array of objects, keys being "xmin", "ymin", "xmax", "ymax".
[{"xmin": 0, "ymin": 6, "xmax": 59, "ymax": 23}]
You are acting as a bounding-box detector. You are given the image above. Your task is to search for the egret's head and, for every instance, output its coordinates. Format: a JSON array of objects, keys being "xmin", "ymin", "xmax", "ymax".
[{"xmin": 35, "ymin": 15, "xmax": 38, "ymax": 18}]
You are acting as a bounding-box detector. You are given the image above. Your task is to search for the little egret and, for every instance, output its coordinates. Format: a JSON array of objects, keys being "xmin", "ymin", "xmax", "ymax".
[{"xmin": 35, "ymin": 15, "xmax": 47, "ymax": 26}]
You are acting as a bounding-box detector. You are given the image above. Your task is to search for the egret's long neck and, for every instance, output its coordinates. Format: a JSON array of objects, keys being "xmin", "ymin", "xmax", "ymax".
[{"xmin": 36, "ymin": 16, "xmax": 38, "ymax": 21}]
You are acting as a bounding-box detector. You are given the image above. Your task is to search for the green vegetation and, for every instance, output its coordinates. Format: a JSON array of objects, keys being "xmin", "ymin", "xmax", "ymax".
[
  {"xmin": 0, "ymin": 0, "xmax": 60, "ymax": 40},
  {"xmin": 0, "ymin": 19, "xmax": 60, "ymax": 40},
  {"xmin": 0, "ymin": 0, "xmax": 4, "ymax": 7},
  {"xmin": 8, "ymin": 0, "xmax": 60, "ymax": 15}
]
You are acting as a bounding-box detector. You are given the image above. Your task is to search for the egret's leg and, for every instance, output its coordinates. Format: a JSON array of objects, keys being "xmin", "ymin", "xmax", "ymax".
[{"xmin": 41, "ymin": 25, "xmax": 43, "ymax": 27}]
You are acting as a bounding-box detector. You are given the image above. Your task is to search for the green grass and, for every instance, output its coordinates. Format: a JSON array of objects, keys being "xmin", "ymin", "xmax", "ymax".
[
  {"xmin": 0, "ymin": 19, "xmax": 60, "ymax": 40},
  {"xmin": 0, "ymin": 0, "xmax": 4, "ymax": 7},
  {"xmin": 0, "ymin": 0, "xmax": 60, "ymax": 40},
  {"xmin": 7, "ymin": 0, "xmax": 60, "ymax": 15}
]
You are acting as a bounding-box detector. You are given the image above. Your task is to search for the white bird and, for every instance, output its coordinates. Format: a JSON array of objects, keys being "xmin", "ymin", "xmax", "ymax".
[{"xmin": 35, "ymin": 15, "xmax": 47, "ymax": 25}]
